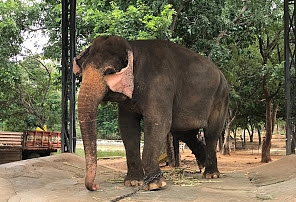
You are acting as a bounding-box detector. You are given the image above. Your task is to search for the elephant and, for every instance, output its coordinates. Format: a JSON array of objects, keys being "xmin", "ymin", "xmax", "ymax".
[
  {"xmin": 73, "ymin": 35, "xmax": 229, "ymax": 191},
  {"xmin": 172, "ymin": 130, "xmax": 206, "ymax": 170}
]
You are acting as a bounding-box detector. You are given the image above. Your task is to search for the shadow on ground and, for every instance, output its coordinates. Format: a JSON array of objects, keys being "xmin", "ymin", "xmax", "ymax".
[{"xmin": 0, "ymin": 153, "xmax": 295, "ymax": 202}]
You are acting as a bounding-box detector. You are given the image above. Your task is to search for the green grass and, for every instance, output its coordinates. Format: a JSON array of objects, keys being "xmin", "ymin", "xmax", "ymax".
[
  {"xmin": 74, "ymin": 148, "xmax": 126, "ymax": 158},
  {"xmin": 97, "ymin": 150, "xmax": 126, "ymax": 158}
]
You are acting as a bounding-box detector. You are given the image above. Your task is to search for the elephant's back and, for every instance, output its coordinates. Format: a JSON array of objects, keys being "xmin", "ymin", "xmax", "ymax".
[
  {"xmin": 130, "ymin": 40, "xmax": 220, "ymax": 75},
  {"xmin": 129, "ymin": 39, "xmax": 228, "ymax": 129}
]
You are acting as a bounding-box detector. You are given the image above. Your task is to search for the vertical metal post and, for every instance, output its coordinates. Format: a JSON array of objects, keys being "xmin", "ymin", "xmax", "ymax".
[
  {"xmin": 284, "ymin": 0, "xmax": 296, "ymax": 155},
  {"xmin": 61, "ymin": 0, "xmax": 69, "ymax": 152},
  {"xmin": 69, "ymin": 0, "xmax": 77, "ymax": 152},
  {"xmin": 61, "ymin": 0, "xmax": 76, "ymax": 153}
]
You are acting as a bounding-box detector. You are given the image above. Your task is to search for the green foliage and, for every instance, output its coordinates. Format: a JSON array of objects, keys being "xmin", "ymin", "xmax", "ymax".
[
  {"xmin": 96, "ymin": 102, "xmax": 119, "ymax": 139},
  {"xmin": 1, "ymin": 57, "xmax": 62, "ymax": 131},
  {"xmin": 0, "ymin": 0, "xmax": 22, "ymax": 57},
  {"xmin": 0, "ymin": 0, "xmax": 62, "ymax": 132},
  {"xmin": 211, "ymin": 0, "xmax": 285, "ymax": 131},
  {"xmin": 44, "ymin": 0, "xmax": 176, "ymax": 59},
  {"xmin": 0, "ymin": 0, "xmax": 44, "ymax": 57},
  {"xmin": 172, "ymin": 0, "xmax": 226, "ymax": 54},
  {"xmin": 83, "ymin": 0, "xmax": 175, "ymax": 40},
  {"xmin": 0, "ymin": 0, "xmax": 287, "ymax": 138}
]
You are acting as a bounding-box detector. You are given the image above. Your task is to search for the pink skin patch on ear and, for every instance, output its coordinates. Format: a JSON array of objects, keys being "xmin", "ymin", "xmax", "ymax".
[
  {"xmin": 73, "ymin": 58, "xmax": 81, "ymax": 75},
  {"xmin": 104, "ymin": 51, "xmax": 134, "ymax": 98}
]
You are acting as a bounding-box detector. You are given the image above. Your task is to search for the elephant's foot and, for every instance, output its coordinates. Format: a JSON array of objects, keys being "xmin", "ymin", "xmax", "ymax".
[
  {"xmin": 124, "ymin": 177, "xmax": 166, "ymax": 191},
  {"xmin": 124, "ymin": 171, "xmax": 144, "ymax": 187},
  {"xmin": 85, "ymin": 183, "xmax": 101, "ymax": 191},
  {"xmin": 124, "ymin": 179, "xmax": 143, "ymax": 187},
  {"xmin": 142, "ymin": 177, "xmax": 166, "ymax": 191},
  {"xmin": 203, "ymin": 169, "xmax": 220, "ymax": 179}
]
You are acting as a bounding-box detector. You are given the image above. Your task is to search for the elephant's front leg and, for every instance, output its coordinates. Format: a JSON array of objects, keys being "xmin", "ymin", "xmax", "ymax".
[
  {"xmin": 141, "ymin": 117, "xmax": 171, "ymax": 190},
  {"xmin": 118, "ymin": 107, "xmax": 143, "ymax": 187}
]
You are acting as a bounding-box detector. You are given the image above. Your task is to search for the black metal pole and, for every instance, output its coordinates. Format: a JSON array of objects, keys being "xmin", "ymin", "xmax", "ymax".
[
  {"xmin": 61, "ymin": 0, "xmax": 69, "ymax": 153},
  {"xmin": 69, "ymin": 0, "xmax": 77, "ymax": 153},
  {"xmin": 284, "ymin": 0, "xmax": 296, "ymax": 155},
  {"xmin": 61, "ymin": 0, "xmax": 76, "ymax": 153}
]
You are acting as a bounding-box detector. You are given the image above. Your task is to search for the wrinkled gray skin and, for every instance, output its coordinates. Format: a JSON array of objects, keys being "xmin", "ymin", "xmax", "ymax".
[
  {"xmin": 74, "ymin": 35, "xmax": 229, "ymax": 191},
  {"xmin": 173, "ymin": 130, "xmax": 206, "ymax": 170}
]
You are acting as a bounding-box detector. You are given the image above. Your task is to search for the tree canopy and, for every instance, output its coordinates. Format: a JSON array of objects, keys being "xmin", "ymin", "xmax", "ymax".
[
  {"xmin": 0, "ymin": 0, "xmax": 61, "ymax": 131},
  {"xmin": 0, "ymin": 0, "xmax": 286, "ymax": 153}
]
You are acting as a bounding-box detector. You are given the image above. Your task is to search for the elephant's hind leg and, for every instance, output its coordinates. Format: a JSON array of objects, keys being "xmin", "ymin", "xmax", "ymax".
[
  {"xmin": 202, "ymin": 115, "xmax": 226, "ymax": 178},
  {"xmin": 203, "ymin": 128, "xmax": 220, "ymax": 179},
  {"xmin": 203, "ymin": 134, "xmax": 220, "ymax": 178}
]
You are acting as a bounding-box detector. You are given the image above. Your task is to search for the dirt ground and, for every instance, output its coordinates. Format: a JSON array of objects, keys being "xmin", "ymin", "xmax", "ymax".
[
  {"xmin": 1, "ymin": 135, "xmax": 296, "ymax": 202},
  {"xmin": 98, "ymin": 148, "xmax": 284, "ymax": 173},
  {"xmin": 98, "ymin": 135, "xmax": 286, "ymax": 173}
]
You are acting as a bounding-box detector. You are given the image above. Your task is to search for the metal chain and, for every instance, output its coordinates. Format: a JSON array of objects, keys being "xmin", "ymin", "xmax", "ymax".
[
  {"xmin": 110, "ymin": 172, "xmax": 163, "ymax": 202},
  {"xmin": 143, "ymin": 172, "xmax": 163, "ymax": 185}
]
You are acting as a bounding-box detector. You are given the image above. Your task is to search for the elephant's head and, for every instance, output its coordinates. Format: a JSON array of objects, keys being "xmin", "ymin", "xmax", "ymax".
[{"xmin": 73, "ymin": 36, "xmax": 134, "ymax": 191}]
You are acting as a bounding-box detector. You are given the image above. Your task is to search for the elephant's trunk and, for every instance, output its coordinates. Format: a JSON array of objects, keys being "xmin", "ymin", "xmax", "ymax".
[{"xmin": 78, "ymin": 66, "xmax": 107, "ymax": 191}]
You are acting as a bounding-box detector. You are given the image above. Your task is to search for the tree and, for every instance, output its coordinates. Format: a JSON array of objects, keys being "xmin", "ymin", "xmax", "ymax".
[
  {"xmin": 213, "ymin": 0, "xmax": 285, "ymax": 161},
  {"xmin": 222, "ymin": 109, "xmax": 238, "ymax": 155},
  {"xmin": 260, "ymin": 62, "xmax": 284, "ymax": 162},
  {"xmin": 1, "ymin": 0, "xmax": 287, "ymax": 150},
  {"xmin": 0, "ymin": 0, "xmax": 62, "ymax": 131},
  {"xmin": 248, "ymin": 0, "xmax": 284, "ymax": 163},
  {"xmin": 1, "ymin": 55, "xmax": 62, "ymax": 131}
]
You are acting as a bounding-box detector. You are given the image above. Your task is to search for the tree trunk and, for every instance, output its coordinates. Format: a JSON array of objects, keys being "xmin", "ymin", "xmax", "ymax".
[
  {"xmin": 221, "ymin": 109, "xmax": 237, "ymax": 155},
  {"xmin": 261, "ymin": 68, "xmax": 279, "ymax": 163},
  {"xmin": 243, "ymin": 129, "xmax": 246, "ymax": 149},
  {"xmin": 261, "ymin": 98, "xmax": 272, "ymax": 163},
  {"xmin": 246, "ymin": 126, "xmax": 253, "ymax": 142},
  {"xmin": 271, "ymin": 103, "xmax": 278, "ymax": 133},
  {"xmin": 258, "ymin": 127, "xmax": 262, "ymax": 145},
  {"xmin": 259, "ymin": 29, "xmax": 281, "ymax": 162},
  {"xmin": 218, "ymin": 133, "xmax": 224, "ymax": 153},
  {"xmin": 249, "ymin": 124, "xmax": 254, "ymax": 142},
  {"xmin": 222, "ymin": 123, "xmax": 231, "ymax": 155},
  {"xmin": 233, "ymin": 128, "xmax": 237, "ymax": 149},
  {"xmin": 292, "ymin": 136, "xmax": 296, "ymax": 154}
]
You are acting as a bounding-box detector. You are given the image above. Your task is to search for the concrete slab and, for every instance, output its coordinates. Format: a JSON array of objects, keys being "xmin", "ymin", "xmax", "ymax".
[
  {"xmin": 246, "ymin": 155, "xmax": 296, "ymax": 201},
  {"xmin": 0, "ymin": 153, "xmax": 295, "ymax": 202}
]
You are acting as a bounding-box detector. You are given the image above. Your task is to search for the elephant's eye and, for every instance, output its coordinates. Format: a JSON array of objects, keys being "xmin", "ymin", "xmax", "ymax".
[{"xmin": 104, "ymin": 68, "xmax": 116, "ymax": 75}]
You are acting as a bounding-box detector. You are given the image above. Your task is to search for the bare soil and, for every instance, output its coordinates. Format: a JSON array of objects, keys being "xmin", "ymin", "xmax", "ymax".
[
  {"xmin": 98, "ymin": 135, "xmax": 286, "ymax": 174},
  {"xmin": 98, "ymin": 148, "xmax": 284, "ymax": 173}
]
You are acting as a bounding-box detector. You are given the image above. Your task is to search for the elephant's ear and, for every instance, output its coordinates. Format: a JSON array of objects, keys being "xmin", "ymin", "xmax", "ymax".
[
  {"xmin": 73, "ymin": 47, "xmax": 90, "ymax": 76},
  {"xmin": 104, "ymin": 51, "xmax": 134, "ymax": 99},
  {"xmin": 73, "ymin": 58, "xmax": 81, "ymax": 75}
]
